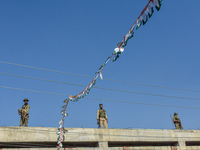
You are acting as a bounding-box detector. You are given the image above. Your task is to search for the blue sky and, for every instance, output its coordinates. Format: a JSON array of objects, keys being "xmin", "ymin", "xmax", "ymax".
[{"xmin": 0, "ymin": 0, "xmax": 200, "ymax": 130}]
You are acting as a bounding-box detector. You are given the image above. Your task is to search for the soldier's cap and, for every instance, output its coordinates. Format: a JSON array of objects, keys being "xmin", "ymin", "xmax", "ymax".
[
  {"xmin": 174, "ymin": 112, "xmax": 178, "ymax": 115},
  {"xmin": 23, "ymin": 98, "xmax": 29, "ymax": 102}
]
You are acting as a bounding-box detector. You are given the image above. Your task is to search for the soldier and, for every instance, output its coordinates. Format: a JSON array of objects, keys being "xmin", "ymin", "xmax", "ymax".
[
  {"xmin": 173, "ymin": 112, "xmax": 183, "ymax": 130},
  {"xmin": 97, "ymin": 104, "xmax": 108, "ymax": 129},
  {"xmin": 18, "ymin": 98, "xmax": 30, "ymax": 127}
]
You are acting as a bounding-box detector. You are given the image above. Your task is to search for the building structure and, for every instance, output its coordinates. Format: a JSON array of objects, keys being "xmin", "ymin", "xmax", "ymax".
[{"xmin": 1, "ymin": 127, "xmax": 200, "ymax": 150}]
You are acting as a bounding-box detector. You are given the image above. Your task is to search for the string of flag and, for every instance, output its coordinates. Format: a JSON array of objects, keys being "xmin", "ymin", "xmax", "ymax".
[{"xmin": 57, "ymin": 0, "xmax": 163, "ymax": 149}]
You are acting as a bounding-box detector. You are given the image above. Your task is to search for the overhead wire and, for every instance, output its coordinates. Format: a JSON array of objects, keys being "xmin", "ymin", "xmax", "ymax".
[
  {"xmin": 0, "ymin": 72, "xmax": 86, "ymax": 87},
  {"xmin": 0, "ymin": 60, "xmax": 93, "ymax": 78},
  {"xmin": 1, "ymin": 60, "xmax": 200, "ymax": 93},
  {"xmin": 85, "ymin": 97, "xmax": 200, "ymax": 110},
  {"xmin": 1, "ymin": 85, "xmax": 200, "ymax": 110},
  {"xmin": 1, "ymin": 72, "xmax": 200, "ymax": 101},
  {"xmin": 0, "ymin": 85, "xmax": 68, "ymax": 96}
]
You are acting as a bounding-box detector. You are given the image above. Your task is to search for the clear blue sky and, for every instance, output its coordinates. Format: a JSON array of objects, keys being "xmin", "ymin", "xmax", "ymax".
[{"xmin": 0, "ymin": 0, "xmax": 200, "ymax": 130}]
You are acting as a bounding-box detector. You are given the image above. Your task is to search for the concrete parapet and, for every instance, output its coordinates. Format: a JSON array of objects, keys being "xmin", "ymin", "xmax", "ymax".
[
  {"xmin": 1, "ymin": 147, "xmax": 197, "ymax": 150},
  {"xmin": 0, "ymin": 127, "xmax": 200, "ymax": 149}
]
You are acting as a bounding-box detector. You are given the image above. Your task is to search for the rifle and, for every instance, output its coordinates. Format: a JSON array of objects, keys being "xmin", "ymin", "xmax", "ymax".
[
  {"xmin": 178, "ymin": 117, "xmax": 183, "ymax": 129},
  {"xmin": 170, "ymin": 114, "xmax": 175, "ymax": 129},
  {"xmin": 97, "ymin": 117, "xmax": 100, "ymax": 128},
  {"xmin": 18, "ymin": 109, "xmax": 26, "ymax": 119}
]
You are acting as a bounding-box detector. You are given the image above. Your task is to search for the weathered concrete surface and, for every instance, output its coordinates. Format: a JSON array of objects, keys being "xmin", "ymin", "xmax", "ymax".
[
  {"xmin": 2, "ymin": 146, "xmax": 200, "ymax": 150},
  {"xmin": 1, "ymin": 127, "xmax": 200, "ymax": 150}
]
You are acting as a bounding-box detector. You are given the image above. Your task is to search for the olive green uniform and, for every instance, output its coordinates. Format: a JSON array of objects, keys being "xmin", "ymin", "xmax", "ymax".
[
  {"xmin": 97, "ymin": 109, "xmax": 108, "ymax": 129},
  {"xmin": 173, "ymin": 116, "xmax": 181, "ymax": 129},
  {"xmin": 19, "ymin": 103, "xmax": 30, "ymax": 127}
]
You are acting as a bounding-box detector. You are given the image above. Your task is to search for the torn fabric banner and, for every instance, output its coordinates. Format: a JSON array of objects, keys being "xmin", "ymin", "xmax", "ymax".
[
  {"xmin": 112, "ymin": 0, "xmax": 162, "ymax": 61},
  {"xmin": 113, "ymin": 54, "xmax": 119, "ymax": 62},
  {"xmin": 100, "ymin": 72, "xmax": 103, "ymax": 80},
  {"xmin": 67, "ymin": 73, "xmax": 99, "ymax": 102},
  {"xmin": 136, "ymin": 18, "xmax": 142, "ymax": 30},
  {"xmin": 153, "ymin": 0, "xmax": 162, "ymax": 11},
  {"xmin": 142, "ymin": 12, "xmax": 148, "ymax": 25},
  {"xmin": 57, "ymin": 0, "xmax": 163, "ymax": 149},
  {"xmin": 147, "ymin": 2, "xmax": 154, "ymax": 18},
  {"xmin": 113, "ymin": 47, "xmax": 124, "ymax": 62},
  {"xmin": 114, "ymin": 47, "xmax": 124, "ymax": 54},
  {"xmin": 122, "ymin": 30, "xmax": 134, "ymax": 48}
]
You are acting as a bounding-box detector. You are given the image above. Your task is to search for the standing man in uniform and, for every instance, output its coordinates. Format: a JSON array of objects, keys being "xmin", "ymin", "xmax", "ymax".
[
  {"xmin": 18, "ymin": 98, "xmax": 30, "ymax": 127},
  {"xmin": 173, "ymin": 112, "xmax": 183, "ymax": 130},
  {"xmin": 97, "ymin": 104, "xmax": 108, "ymax": 129}
]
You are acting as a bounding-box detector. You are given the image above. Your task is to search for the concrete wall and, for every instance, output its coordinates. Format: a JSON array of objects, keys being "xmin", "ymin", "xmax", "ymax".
[
  {"xmin": 1, "ymin": 127, "xmax": 200, "ymax": 150},
  {"xmin": 3, "ymin": 146, "xmax": 200, "ymax": 150}
]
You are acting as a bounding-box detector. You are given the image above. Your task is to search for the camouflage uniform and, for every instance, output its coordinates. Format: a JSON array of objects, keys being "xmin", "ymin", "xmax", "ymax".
[
  {"xmin": 97, "ymin": 109, "xmax": 108, "ymax": 129},
  {"xmin": 19, "ymin": 99, "xmax": 30, "ymax": 127},
  {"xmin": 173, "ymin": 114, "xmax": 181, "ymax": 130}
]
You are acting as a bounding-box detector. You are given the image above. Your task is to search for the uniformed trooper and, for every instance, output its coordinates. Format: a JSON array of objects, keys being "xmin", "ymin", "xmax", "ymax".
[
  {"xmin": 18, "ymin": 98, "xmax": 30, "ymax": 127},
  {"xmin": 173, "ymin": 112, "xmax": 182, "ymax": 129},
  {"xmin": 97, "ymin": 104, "xmax": 108, "ymax": 129}
]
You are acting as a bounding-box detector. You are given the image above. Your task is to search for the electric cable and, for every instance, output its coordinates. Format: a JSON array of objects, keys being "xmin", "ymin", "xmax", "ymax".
[
  {"xmin": 0, "ymin": 73, "xmax": 200, "ymax": 101},
  {"xmin": 1, "ymin": 85, "xmax": 200, "ymax": 110},
  {"xmin": 0, "ymin": 85, "xmax": 68, "ymax": 96},
  {"xmin": 1, "ymin": 60, "xmax": 200, "ymax": 93}
]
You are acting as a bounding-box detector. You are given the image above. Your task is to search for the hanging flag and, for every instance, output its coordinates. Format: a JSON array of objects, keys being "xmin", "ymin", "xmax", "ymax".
[
  {"xmin": 142, "ymin": 12, "xmax": 148, "ymax": 25},
  {"xmin": 136, "ymin": 18, "xmax": 142, "ymax": 30},
  {"xmin": 113, "ymin": 54, "xmax": 119, "ymax": 62},
  {"xmin": 153, "ymin": 0, "xmax": 162, "ymax": 11},
  {"xmin": 100, "ymin": 72, "xmax": 103, "ymax": 80},
  {"xmin": 61, "ymin": 109, "xmax": 65, "ymax": 114},
  {"xmin": 60, "ymin": 143, "xmax": 63, "ymax": 148},
  {"xmin": 57, "ymin": 141, "xmax": 60, "ymax": 144},
  {"xmin": 63, "ymin": 99, "xmax": 69, "ymax": 103},
  {"xmin": 61, "ymin": 105, "xmax": 67, "ymax": 109},
  {"xmin": 59, "ymin": 120, "xmax": 62, "ymax": 125},
  {"xmin": 79, "ymin": 92, "xmax": 85, "ymax": 98},
  {"xmin": 147, "ymin": 2, "xmax": 154, "ymax": 18},
  {"xmin": 113, "ymin": 47, "xmax": 124, "ymax": 54},
  {"xmin": 113, "ymin": 47, "xmax": 124, "ymax": 61},
  {"xmin": 58, "ymin": 125, "xmax": 62, "ymax": 130},
  {"xmin": 122, "ymin": 30, "xmax": 134, "ymax": 47},
  {"xmin": 69, "ymin": 95, "xmax": 79, "ymax": 101},
  {"xmin": 57, "ymin": 0, "xmax": 163, "ymax": 149}
]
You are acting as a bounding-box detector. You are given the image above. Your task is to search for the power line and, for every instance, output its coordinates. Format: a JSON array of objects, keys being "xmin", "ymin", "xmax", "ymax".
[
  {"xmin": 0, "ymin": 60, "xmax": 93, "ymax": 78},
  {"xmin": 1, "ymin": 60, "xmax": 200, "ymax": 93},
  {"xmin": 0, "ymin": 85, "xmax": 69, "ymax": 96},
  {"xmin": 1, "ymin": 72, "xmax": 200, "ymax": 101},
  {"xmin": 105, "ymin": 78, "xmax": 200, "ymax": 93},
  {"xmin": 1, "ymin": 85, "xmax": 200, "ymax": 110},
  {"xmin": 86, "ymin": 97, "xmax": 200, "ymax": 110},
  {"xmin": 0, "ymin": 72, "xmax": 87, "ymax": 87}
]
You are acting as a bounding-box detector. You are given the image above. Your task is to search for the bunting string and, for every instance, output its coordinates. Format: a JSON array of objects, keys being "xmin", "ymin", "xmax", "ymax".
[{"xmin": 57, "ymin": 0, "xmax": 163, "ymax": 149}]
